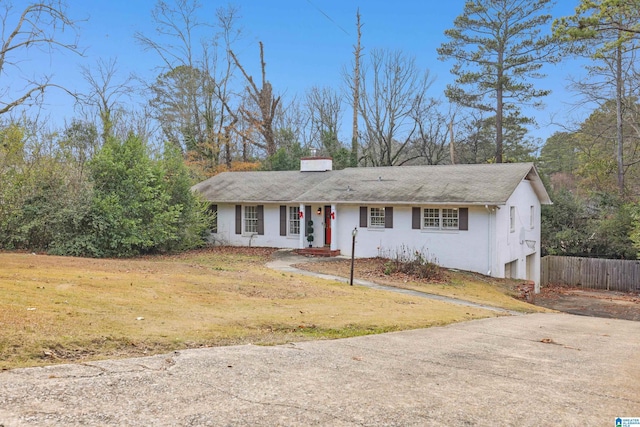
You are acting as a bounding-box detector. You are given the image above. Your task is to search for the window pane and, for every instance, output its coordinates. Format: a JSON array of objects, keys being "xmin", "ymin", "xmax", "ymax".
[
  {"xmin": 245, "ymin": 206, "xmax": 258, "ymax": 233},
  {"xmin": 289, "ymin": 206, "xmax": 300, "ymax": 235},
  {"xmin": 510, "ymin": 206, "xmax": 516, "ymax": 232},
  {"xmin": 370, "ymin": 207, "xmax": 385, "ymax": 228},
  {"xmin": 442, "ymin": 208, "xmax": 459, "ymax": 229},
  {"xmin": 423, "ymin": 208, "xmax": 440, "ymax": 228},
  {"xmin": 530, "ymin": 205, "xmax": 534, "ymax": 228}
]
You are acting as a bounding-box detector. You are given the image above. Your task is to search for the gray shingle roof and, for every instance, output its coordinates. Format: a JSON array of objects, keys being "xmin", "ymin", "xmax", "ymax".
[{"xmin": 192, "ymin": 163, "xmax": 551, "ymax": 206}]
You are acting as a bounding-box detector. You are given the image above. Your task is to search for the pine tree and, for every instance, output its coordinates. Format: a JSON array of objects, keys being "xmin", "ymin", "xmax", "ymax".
[{"xmin": 437, "ymin": 0, "xmax": 558, "ymax": 163}]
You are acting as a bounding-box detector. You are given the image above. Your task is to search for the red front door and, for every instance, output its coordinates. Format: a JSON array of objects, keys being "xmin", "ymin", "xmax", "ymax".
[{"xmin": 324, "ymin": 205, "xmax": 331, "ymax": 245}]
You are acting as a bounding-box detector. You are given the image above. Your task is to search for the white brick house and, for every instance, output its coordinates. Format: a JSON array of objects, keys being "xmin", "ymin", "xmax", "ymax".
[{"xmin": 192, "ymin": 159, "xmax": 551, "ymax": 290}]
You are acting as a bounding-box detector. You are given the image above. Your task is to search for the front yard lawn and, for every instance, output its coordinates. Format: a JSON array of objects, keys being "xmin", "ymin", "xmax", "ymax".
[{"xmin": 0, "ymin": 248, "xmax": 505, "ymax": 370}]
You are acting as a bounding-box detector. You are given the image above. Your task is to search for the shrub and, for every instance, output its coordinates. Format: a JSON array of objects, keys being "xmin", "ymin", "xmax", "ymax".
[{"xmin": 380, "ymin": 245, "xmax": 443, "ymax": 281}]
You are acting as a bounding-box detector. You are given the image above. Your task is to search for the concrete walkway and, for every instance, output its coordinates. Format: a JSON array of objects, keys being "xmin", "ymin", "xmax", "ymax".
[
  {"xmin": 1, "ymin": 313, "xmax": 638, "ymax": 426},
  {"xmin": 266, "ymin": 249, "xmax": 522, "ymax": 315}
]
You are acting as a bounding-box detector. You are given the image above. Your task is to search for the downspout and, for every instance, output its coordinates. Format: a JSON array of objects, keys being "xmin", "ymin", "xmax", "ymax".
[{"xmin": 485, "ymin": 205, "xmax": 493, "ymax": 276}]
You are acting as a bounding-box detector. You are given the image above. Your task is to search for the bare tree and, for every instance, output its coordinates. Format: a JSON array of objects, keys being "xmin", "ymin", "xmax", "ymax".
[
  {"xmin": 137, "ymin": 0, "xmax": 241, "ymax": 176},
  {"xmin": 350, "ymin": 10, "xmax": 362, "ymax": 167},
  {"xmin": 213, "ymin": 5, "xmax": 241, "ymax": 169},
  {"xmin": 555, "ymin": 0, "xmax": 640, "ymax": 196},
  {"xmin": 303, "ymin": 86, "xmax": 352, "ymax": 168},
  {"xmin": 229, "ymin": 42, "xmax": 281, "ymax": 157},
  {"xmin": 273, "ymin": 97, "xmax": 307, "ymax": 144},
  {"xmin": 454, "ymin": 110, "xmax": 495, "ymax": 164},
  {"xmin": 566, "ymin": 49, "xmax": 640, "ymax": 194},
  {"xmin": 137, "ymin": 0, "xmax": 213, "ymax": 154},
  {"xmin": 76, "ymin": 58, "xmax": 133, "ymax": 145},
  {"xmin": 305, "ymin": 86, "xmax": 342, "ymax": 147},
  {"xmin": 135, "ymin": 0, "xmax": 204, "ymax": 71},
  {"xmin": 116, "ymin": 105, "xmax": 158, "ymax": 149},
  {"xmin": 0, "ymin": 1, "xmax": 81, "ymax": 116},
  {"xmin": 356, "ymin": 48, "xmax": 433, "ymax": 166},
  {"xmin": 405, "ymin": 100, "xmax": 450, "ymax": 165}
]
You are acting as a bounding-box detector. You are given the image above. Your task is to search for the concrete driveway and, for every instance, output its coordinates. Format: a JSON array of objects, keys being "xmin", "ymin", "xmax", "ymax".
[{"xmin": 1, "ymin": 313, "xmax": 638, "ymax": 426}]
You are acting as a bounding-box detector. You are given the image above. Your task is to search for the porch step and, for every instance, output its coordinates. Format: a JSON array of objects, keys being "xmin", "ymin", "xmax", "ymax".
[{"xmin": 295, "ymin": 247, "xmax": 341, "ymax": 257}]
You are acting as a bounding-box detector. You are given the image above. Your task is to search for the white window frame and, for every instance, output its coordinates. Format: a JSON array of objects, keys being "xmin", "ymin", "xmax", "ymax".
[
  {"xmin": 529, "ymin": 205, "xmax": 535, "ymax": 229},
  {"xmin": 369, "ymin": 207, "xmax": 386, "ymax": 228},
  {"xmin": 510, "ymin": 206, "xmax": 516, "ymax": 233},
  {"xmin": 423, "ymin": 208, "xmax": 440, "ymax": 228},
  {"xmin": 442, "ymin": 208, "xmax": 459, "ymax": 229},
  {"xmin": 288, "ymin": 206, "xmax": 300, "ymax": 236},
  {"xmin": 245, "ymin": 205, "xmax": 258, "ymax": 234},
  {"xmin": 422, "ymin": 208, "xmax": 459, "ymax": 230}
]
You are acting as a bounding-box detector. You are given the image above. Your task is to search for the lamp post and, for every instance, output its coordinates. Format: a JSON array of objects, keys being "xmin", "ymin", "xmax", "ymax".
[{"xmin": 350, "ymin": 227, "xmax": 358, "ymax": 286}]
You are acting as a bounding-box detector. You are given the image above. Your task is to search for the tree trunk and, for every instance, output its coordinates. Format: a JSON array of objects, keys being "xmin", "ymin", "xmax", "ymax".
[
  {"xmin": 242, "ymin": 134, "xmax": 248, "ymax": 162},
  {"xmin": 350, "ymin": 10, "xmax": 362, "ymax": 168},
  {"xmin": 615, "ymin": 36, "xmax": 625, "ymax": 196},
  {"xmin": 496, "ymin": 49, "xmax": 504, "ymax": 164},
  {"xmin": 449, "ymin": 112, "xmax": 455, "ymax": 164},
  {"xmin": 229, "ymin": 42, "xmax": 280, "ymax": 158}
]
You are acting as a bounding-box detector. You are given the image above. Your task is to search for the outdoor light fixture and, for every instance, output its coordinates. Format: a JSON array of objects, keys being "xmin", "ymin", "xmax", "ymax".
[
  {"xmin": 316, "ymin": 207, "xmax": 322, "ymax": 215},
  {"xmin": 350, "ymin": 227, "xmax": 358, "ymax": 286}
]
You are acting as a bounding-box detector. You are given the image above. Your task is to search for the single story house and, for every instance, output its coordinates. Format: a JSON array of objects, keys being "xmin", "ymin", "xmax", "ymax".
[{"xmin": 192, "ymin": 158, "xmax": 551, "ymax": 291}]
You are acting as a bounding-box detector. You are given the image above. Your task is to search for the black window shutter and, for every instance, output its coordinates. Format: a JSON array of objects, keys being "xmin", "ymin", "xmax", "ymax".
[
  {"xmin": 412, "ymin": 207, "xmax": 420, "ymax": 229},
  {"xmin": 459, "ymin": 208, "xmax": 468, "ymax": 231},
  {"xmin": 235, "ymin": 205, "xmax": 242, "ymax": 234},
  {"xmin": 359, "ymin": 206, "xmax": 367, "ymax": 228},
  {"xmin": 257, "ymin": 205, "xmax": 264, "ymax": 235},
  {"xmin": 385, "ymin": 207, "xmax": 393, "ymax": 228},
  {"xmin": 304, "ymin": 205, "xmax": 312, "ymax": 236},
  {"xmin": 279, "ymin": 205, "xmax": 287, "ymax": 236},
  {"xmin": 210, "ymin": 204, "xmax": 218, "ymax": 233}
]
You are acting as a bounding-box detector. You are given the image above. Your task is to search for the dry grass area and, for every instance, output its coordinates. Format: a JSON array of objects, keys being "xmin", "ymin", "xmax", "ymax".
[
  {"xmin": 1, "ymin": 248, "xmax": 503, "ymax": 370},
  {"xmin": 296, "ymin": 257, "xmax": 548, "ymax": 313}
]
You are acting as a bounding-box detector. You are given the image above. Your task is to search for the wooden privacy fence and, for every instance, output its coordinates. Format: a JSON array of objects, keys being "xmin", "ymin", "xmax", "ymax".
[{"xmin": 541, "ymin": 256, "xmax": 640, "ymax": 292}]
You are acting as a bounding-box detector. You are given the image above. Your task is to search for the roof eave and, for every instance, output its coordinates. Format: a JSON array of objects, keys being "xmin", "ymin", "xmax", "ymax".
[
  {"xmin": 525, "ymin": 165, "xmax": 552, "ymax": 205},
  {"xmin": 209, "ymin": 200, "xmax": 508, "ymax": 206}
]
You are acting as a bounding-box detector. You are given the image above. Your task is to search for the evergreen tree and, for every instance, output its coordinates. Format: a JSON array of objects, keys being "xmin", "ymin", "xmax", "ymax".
[
  {"xmin": 437, "ymin": 0, "xmax": 558, "ymax": 163},
  {"xmin": 159, "ymin": 142, "xmax": 210, "ymax": 252},
  {"xmin": 538, "ymin": 132, "xmax": 579, "ymax": 177},
  {"xmin": 57, "ymin": 134, "xmax": 208, "ymax": 258},
  {"xmin": 87, "ymin": 135, "xmax": 179, "ymax": 257}
]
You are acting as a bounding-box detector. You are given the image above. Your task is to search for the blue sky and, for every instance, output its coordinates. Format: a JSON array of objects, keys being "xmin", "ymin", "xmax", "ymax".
[{"xmin": 10, "ymin": 0, "xmax": 589, "ymax": 144}]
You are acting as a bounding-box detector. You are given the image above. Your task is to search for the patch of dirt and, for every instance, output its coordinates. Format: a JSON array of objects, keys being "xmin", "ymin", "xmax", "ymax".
[{"xmin": 535, "ymin": 285, "xmax": 640, "ymax": 321}]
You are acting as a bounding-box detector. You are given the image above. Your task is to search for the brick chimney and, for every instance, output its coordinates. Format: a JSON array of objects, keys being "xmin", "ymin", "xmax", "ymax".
[{"xmin": 300, "ymin": 152, "xmax": 333, "ymax": 172}]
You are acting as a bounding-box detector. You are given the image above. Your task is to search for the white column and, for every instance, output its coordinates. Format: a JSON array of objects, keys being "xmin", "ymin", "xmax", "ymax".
[
  {"xmin": 299, "ymin": 203, "xmax": 305, "ymax": 249},
  {"xmin": 330, "ymin": 204, "xmax": 337, "ymax": 251}
]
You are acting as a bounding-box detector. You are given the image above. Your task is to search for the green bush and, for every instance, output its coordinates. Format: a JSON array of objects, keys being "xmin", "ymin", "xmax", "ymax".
[{"xmin": 78, "ymin": 135, "xmax": 208, "ymax": 257}]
